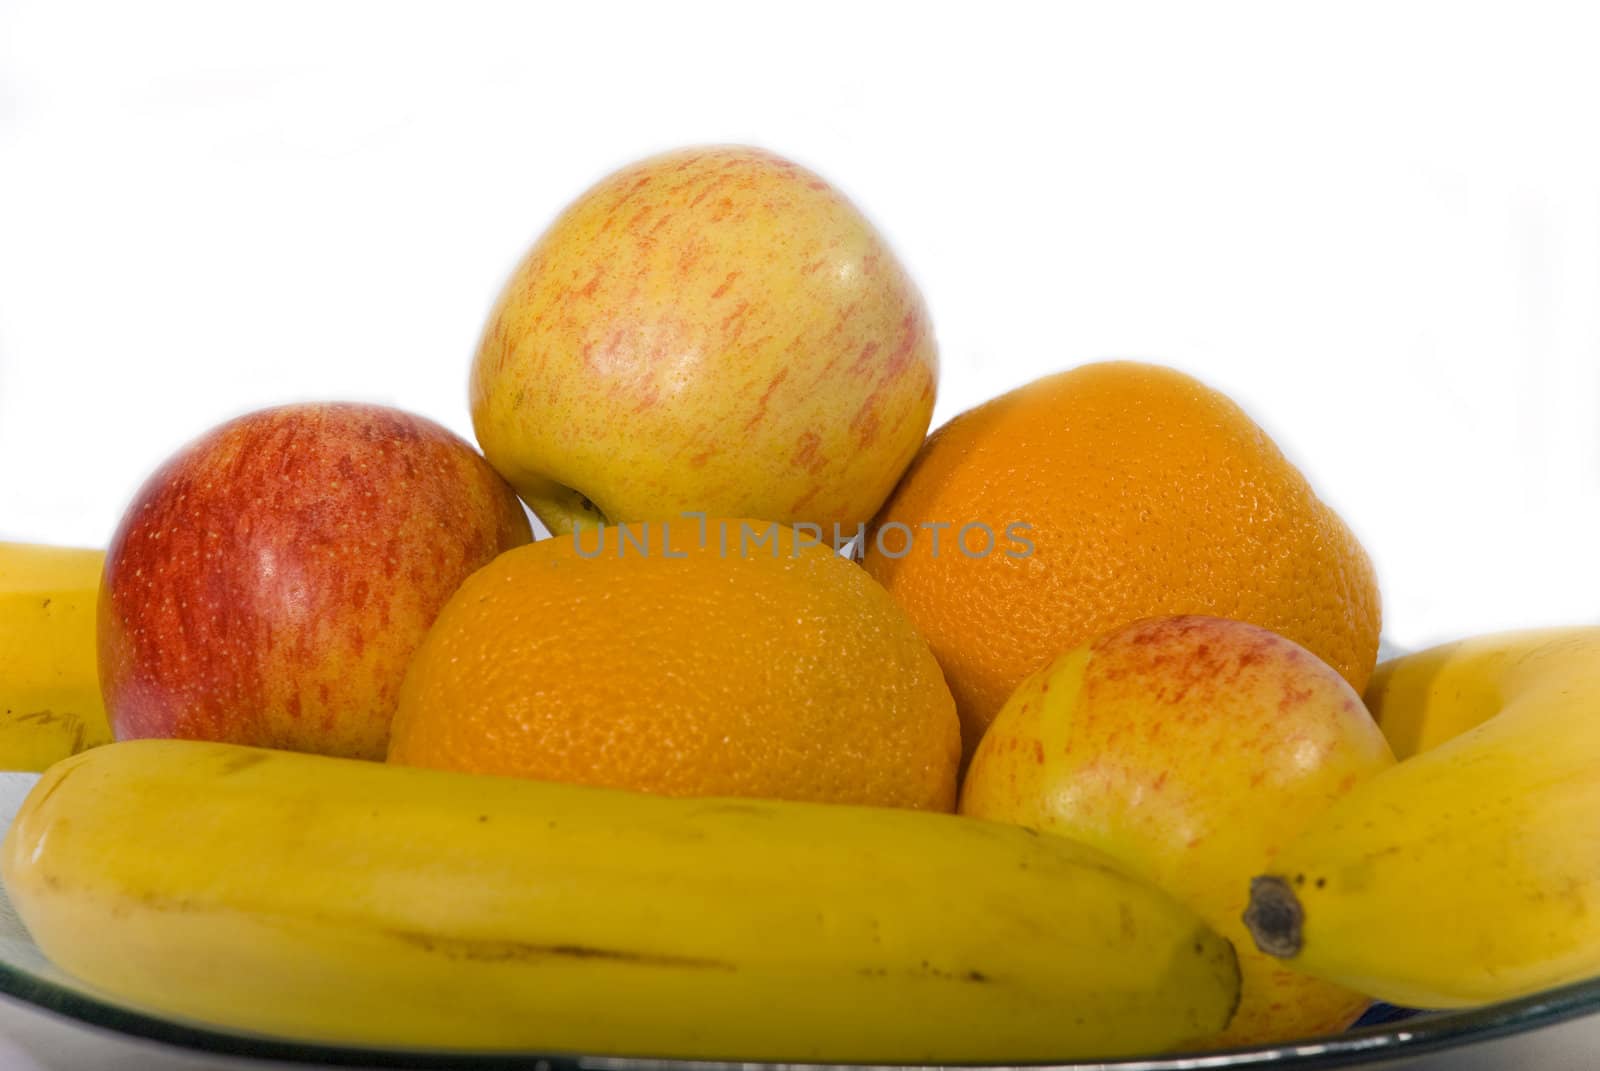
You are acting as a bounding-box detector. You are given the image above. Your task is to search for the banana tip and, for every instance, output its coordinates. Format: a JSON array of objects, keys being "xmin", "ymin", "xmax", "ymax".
[{"xmin": 1243, "ymin": 875, "xmax": 1303, "ymax": 959}]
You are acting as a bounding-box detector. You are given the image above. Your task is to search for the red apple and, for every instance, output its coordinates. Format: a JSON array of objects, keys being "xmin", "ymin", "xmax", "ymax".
[{"xmin": 99, "ymin": 403, "xmax": 532, "ymax": 759}]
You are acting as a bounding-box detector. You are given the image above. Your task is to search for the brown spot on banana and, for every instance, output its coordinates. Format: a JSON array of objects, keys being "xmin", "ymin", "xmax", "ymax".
[
  {"xmin": 11, "ymin": 709, "xmax": 78, "ymax": 729},
  {"xmin": 217, "ymin": 751, "xmax": 272, "ymax": 776},
  {"xmin": 1243, "ymin": 875, "xmax": 1304, "ymax": 958},
  {"xmin": 387, "ymin": 931, "xmax": 737, "ymax": 970},
  {"xmin": 686, "ymin": 802, "xmax": 778, "ymax": 819}
]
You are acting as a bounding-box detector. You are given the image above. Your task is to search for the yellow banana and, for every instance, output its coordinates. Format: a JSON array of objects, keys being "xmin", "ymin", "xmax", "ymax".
[
  {"xmin": 1245, "ymin": 627, "xmax": 1600, "ymax": 1008},
  {"xmin": 1365, "ymin": 627, "xmax": 1592, "ymax": 758},
  {"xmin": 0, "ymin": 542, "xmax": 113, "ymax": 770},
  {"xmin": 4, "ymin": 739, "xmax": 1240, "ymax": 1060}
]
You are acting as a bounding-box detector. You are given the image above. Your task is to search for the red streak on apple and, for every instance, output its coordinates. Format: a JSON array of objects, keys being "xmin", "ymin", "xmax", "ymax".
[{"xmin": 98, "ymin": 403, "xmax": 531, "ymax": 759}]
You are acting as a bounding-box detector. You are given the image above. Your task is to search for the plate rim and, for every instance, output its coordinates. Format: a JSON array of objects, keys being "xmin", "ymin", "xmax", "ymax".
[{"xmin": 3, "ymin": 959, "xmax": 1600, "ymax": 1070}]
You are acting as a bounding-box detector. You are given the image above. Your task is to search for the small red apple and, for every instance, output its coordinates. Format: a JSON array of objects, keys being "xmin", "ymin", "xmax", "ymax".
[{"xmin": 99, "ymin": 403, "xmax": 532, "ymax": 759}]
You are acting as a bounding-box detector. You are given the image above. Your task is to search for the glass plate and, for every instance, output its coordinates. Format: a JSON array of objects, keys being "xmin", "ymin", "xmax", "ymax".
[{"xmin": 2, "ymin": 772, "xmax": 1598, "ymax": 1070}]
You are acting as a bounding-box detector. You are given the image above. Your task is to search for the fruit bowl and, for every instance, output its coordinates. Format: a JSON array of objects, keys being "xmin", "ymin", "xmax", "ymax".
[{"xmin": 0, "ymin": 767, "xmax": 1596, "ymax": 1070}]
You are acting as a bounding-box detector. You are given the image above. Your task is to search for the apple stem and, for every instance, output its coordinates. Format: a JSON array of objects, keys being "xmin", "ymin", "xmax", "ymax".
[{"xmin": 1243, "ymin": 875, "xmax": 1304, "ymax": 958}]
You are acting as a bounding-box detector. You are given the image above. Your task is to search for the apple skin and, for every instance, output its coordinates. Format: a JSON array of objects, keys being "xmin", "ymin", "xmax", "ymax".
[
  {"xmin": 470, "ymin": 145, "xmax": 937, "ymax": 535},
  {"xmin": 98, "ymin": 403, "xmax": 532, "ymax": 760},
  {"xmin": 959, "ymin": 615, "xmax": 1395, "ymax": 1047}
]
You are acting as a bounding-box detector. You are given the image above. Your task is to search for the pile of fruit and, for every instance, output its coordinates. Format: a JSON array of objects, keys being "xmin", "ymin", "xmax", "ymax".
[{"xmin": 2, "ymin": 146, "xmax": 1597, "ymax": 1063}]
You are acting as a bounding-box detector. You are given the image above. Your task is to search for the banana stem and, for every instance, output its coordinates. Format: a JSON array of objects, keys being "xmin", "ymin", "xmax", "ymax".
[{"xmin": 1244, "ymin": 876, "xmax": 1304, "ymax": 958}]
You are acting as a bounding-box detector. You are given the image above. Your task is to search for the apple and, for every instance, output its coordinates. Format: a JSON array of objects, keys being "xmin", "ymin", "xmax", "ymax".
[
  {"xmin": 959, "ymin": 615, "xmax": 1395, "ymax": 1046},
  {"xmin": 98, "ymin": 403, "xmax": 532, "ymax": 759},
  {"xmin": 469, "ymin": 145, "xmax": 937, "ymax": 536}
]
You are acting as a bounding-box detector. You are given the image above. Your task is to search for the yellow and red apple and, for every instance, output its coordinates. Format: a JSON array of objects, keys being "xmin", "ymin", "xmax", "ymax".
[
  {"xmin": 960, "ymin": 615, "xmax": 1396, "ymax": 1046},
  {"xmin": 470, "ymin": 146, "xmax": 937, "ymax": 535},
  {"xmin": 98, "ymin": 403, "xmax": 531, "ymax": 759}
]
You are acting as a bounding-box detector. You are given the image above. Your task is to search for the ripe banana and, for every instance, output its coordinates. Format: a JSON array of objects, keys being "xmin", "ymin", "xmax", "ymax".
[
  {"xmin": 4, "ymin": 739, "xmax": 1241, "ymax": 1060},
  {"xmin": 0, "ymin": 542, "xmax": 113, "ymax": 770},
  {"xmin": 1245, "ymin": 627, "xmax": 1600, "ymax": 1008},
  {"xmin": 1364, "ymin": 627, "xmax": 1592, "ymax": 758}
]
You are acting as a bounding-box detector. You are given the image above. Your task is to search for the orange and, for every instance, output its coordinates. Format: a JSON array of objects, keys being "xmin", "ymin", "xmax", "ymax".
[
  {"xmin": 864, "ymin": 361, "xmax": 1381, "ymax": 759},
  {"xmin": 388, "ymin": 519, "xmax": 960, "ymax": 810}
]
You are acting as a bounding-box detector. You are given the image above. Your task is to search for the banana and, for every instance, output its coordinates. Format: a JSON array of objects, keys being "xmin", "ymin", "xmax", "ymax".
[
  {"xmin": 1364, "ymin": 627, "xmax": 1592, "ymax": 758},
  {"xmin": 1244, "ymin": 627, "xmax": 1600, "ymax": 1008},
  {"xmin": 0, "ymin": 542, "xmax": 113, "ymax": 770},
  {"xmin": 3, "ymin": 739, "xmax": 1240, "ymax": 1060}
]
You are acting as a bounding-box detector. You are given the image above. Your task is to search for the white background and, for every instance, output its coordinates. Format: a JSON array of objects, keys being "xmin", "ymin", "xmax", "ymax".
[{"xmin": 1, "ymin": 1, "xmax": 1597, "ymax": 650}]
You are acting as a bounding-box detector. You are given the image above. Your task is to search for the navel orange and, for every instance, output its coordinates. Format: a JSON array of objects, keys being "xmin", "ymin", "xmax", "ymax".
[
  {"xmin": 388, "ymin": 519, "xmax": 961, "ymax": 810},
  {"xmin": 864, "ymin": 361, "xmax": 1381, "ymax": 758}
]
